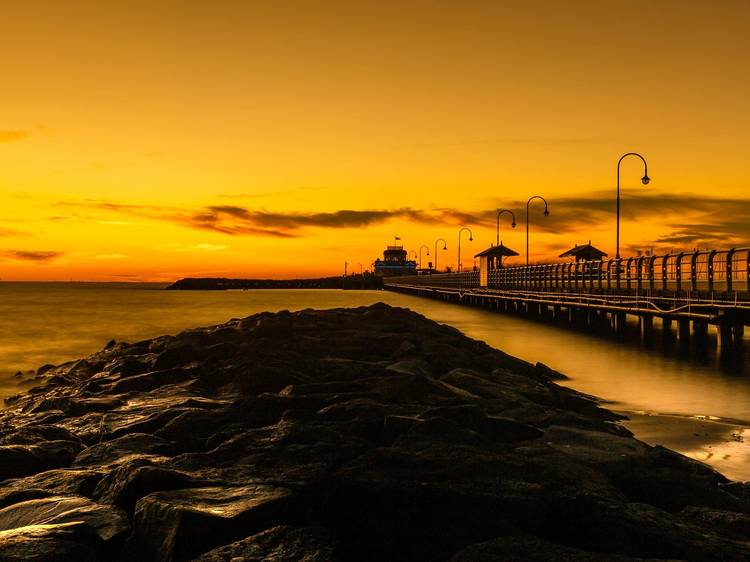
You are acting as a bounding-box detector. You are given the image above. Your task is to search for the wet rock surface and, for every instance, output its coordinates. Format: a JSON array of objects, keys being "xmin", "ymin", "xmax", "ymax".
[{"xmin": 0, "ymin": 303, "xmax": 749, "ymax": 561}]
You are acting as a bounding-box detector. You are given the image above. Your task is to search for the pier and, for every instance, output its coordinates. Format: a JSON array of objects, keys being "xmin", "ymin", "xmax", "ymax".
[{"xmin": 384, "ymin": 247, "xmax": 750, "ymax": 353}]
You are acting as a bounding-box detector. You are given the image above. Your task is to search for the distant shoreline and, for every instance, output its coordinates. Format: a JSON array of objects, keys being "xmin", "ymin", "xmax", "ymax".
[{"xmin": 165, "ymin": 276, "xmax": 383, "ymax": 290}]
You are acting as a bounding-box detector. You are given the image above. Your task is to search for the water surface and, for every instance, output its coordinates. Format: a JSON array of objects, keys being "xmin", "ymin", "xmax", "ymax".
[{"xmin": 2, "ymin": 282, "xmax": 749, "ymax": 478}]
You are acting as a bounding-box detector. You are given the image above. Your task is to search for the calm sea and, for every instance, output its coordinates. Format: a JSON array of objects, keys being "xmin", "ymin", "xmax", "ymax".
[{"xmin": 2, "ymin": 282, "xmax": 750, "ymax": 477}]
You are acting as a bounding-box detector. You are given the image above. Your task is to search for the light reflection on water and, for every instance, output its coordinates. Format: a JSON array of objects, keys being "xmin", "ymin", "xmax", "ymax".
[
  {"xmin": 1, "ymin": 283, "xmax": 749, "ymax": 478},
  {"xmin": 2, "ymin": 283, "xmax": 750, "ymax": 420}
]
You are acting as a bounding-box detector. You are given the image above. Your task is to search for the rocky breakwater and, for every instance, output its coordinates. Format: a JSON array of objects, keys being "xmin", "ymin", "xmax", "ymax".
[{"xmin": 1, "ymin": 303, "xmax": 750, "ymax": 561}]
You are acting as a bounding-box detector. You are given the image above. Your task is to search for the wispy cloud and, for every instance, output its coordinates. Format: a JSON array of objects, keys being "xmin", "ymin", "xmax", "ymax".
[
  {"xmin": 0, "ymin": 130, "xmax": 29, "ymax": 144},
  {"xmin": 0, "ymin": 250, "xmax": 63, "ymax": 262},
  {"xmin": 193, "ymin": 243, "xmax": 228, "ymax": 251},
  {"xmin": 56, "ymin": 192, "xmax": 750, "ymax": 253},
  {"xmin": 93, "ymin": 253, "xmax": 127, "ymax": 260}
]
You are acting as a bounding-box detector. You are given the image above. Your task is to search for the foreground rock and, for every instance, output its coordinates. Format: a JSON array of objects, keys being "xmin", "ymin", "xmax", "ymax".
[{"xmin": 0, "ymin": 303, "xmax": 749, "ymax": 561}]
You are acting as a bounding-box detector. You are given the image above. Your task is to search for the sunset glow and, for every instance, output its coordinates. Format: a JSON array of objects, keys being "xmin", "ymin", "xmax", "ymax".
[{"xmin": 2, "ymin": 0, "xmax": 748, "ymax": 280}]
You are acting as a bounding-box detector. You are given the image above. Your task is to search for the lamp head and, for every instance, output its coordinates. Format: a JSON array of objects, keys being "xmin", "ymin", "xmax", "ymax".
[
  {"xmin": 641, "ymin": 175, "xmax": 650, "ymax": 185},
  {"xmin": 511, "ymin": 221, "xmax": 517, "ymax": 228},
  {"xmin": 469, "ymin": 236, "xmax": 473, "ymax": 242},
  {"xmin": 543, "ymin": 209, "xmax": 550, "ymax": 217},
  {"xmin": 442, "ymin": 244, "xmax": 447, "ymax": 250}
]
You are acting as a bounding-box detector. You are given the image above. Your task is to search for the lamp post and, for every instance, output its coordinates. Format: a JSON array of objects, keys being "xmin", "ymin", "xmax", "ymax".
[
  {"xmin": 434, "ymin": 238, "xmax": 447, "ymax": 272},
  {"xmin": 457, "ymin": 227, "xmax": 473, "ymax": 272},
  {"xmin": 418, "ymin": 245, "xmax": 430, "ymax": 269},
  {"xmin": 616, "ymin": 152, "xmax": 650, "ymax": 259},
  {"xmin": 526, "ymin": 196, "xmax": 549, "ymax": 266},
  {"xmin": 496, "ymin": 209, "xmax": 516, "ymax": 246},
  {"xmin": 357, "ymin": 262, "xmax": 363, "ymax": 274}
]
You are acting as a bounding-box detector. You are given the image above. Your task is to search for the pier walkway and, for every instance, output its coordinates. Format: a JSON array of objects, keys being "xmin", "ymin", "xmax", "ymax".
[{"xmin": 384, "ymin": 248, "xmax": 750, "ymax": 351}]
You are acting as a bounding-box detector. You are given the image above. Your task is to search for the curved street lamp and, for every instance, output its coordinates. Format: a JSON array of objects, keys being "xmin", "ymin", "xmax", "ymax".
[
  {"xmin": 457, "ymin": 227, "xmax": 473, "ymax": 272},
  {"xmin": 526, "ymin": 196, "xmax": 549, "ymax": 266},
  {"xmin": 357, "ymin": 262, "xmax": 363, "ymax": 274},
  {"xmin": 418, "ymin": 245, "xmax": 430, "ymax": 269},
  {"xmin": 617, "ymin": 152, "xmax": 650, "ymax": 259},
  {"xmin": 434, "ymin": 238, "xmax": 447, "ymax": 272},
  {"xmin": 496, "ymin": 209, "xmax": 516, "ymax": 246}
]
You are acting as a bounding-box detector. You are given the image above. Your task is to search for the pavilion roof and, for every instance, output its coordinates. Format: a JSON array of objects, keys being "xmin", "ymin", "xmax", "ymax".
[
  {"xmin": 475, "ymin": 242, "xmax": 520, "ymax": 258},
  {"xmin": 559, "ymin": 242, "xmax": 608, "ymax": 260}
]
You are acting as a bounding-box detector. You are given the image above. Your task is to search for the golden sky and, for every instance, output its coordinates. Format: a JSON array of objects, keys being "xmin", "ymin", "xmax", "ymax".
[{"xmin": 1, "ymin": 0, "xmax": 749, "ymax": 280}]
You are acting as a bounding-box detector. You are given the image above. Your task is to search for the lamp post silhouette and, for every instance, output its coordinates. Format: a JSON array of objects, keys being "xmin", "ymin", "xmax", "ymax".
[
  {"xmin": 434, "ymin": 238, "xmax": 447, "ymax": 272},
  {"xmin": 616, "ymin": 152, "xmax": 650, "ymax": 259},
  {"xmin": 418, "ymin": 245, "xmax": 430, "ymax": 269},
  {"xmin": 496, "ymin": 209, "xmax": 516, "ymax": 246},
  {"xmin": 457, "ymin": 227, "xmax": 473, "ymax": 272},
  {"xmin": 526, "ymin": 196, "xmax": 549, "ymax": 266},
  {"xmin": 357, "ymin": 262, "xmax": 363, "ymax": 274}
]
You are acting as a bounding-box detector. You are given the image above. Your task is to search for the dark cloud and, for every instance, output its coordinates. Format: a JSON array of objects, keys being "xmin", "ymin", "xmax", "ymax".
[
  {"xmin": 1, "ymin": 250, "xmax": 63, "ymax": 262},
  {"xmin": 486, "ymin": 191, "xmax": 750, "ymax": 245},
  {"xmin": 57, "ymin": 192, "xmax": 750, "ymax": 252},
  {"xmin": 0, "ymin": 130, "xmax": 29, "ymax": 143}
]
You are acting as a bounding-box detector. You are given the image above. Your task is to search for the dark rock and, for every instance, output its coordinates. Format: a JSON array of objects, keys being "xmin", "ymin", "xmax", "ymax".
[
  {"xmin": 1, "ymin": 304, "xmax": 749, "ymax": 561},
  {"xmin": 449, "ymin": 535, "xmax": 654, "ymax": 561},
  {"xmin": 126, "ymin": 485, "xmax": 294, "ymax": 561},
  {"xmin": 36, "ymin": 364, "xmax": 56, "ymax": 376},
  {"xmin": 108, "ymin": 365, "xmax": 198, "ymax": 393},
  {"xmin": 193, "ymin": 525, "xmax": 339, "ymax": 561},
  {"xmin": 152, "ymin": 343, "xmax": 199, "ymax": 371},
  {"xmin": 0, "ymin": 468, "xmax": 104, "ymax": 508},
  {"xmin": 0, "ymin": 495, "xmax": 129, "ymax": 543},
  {"xmin": 1, "ymin": 424, "xmax": 81, "ymax": 445},
  {"xmin": 94, "ymin": 462, "xmax": 212, "ymax": 514},
  {"xmin": 73, "ymin": 433, "xmax": 173, "ymax": 467},
  {"xmin": 0, "ymin": 441, "xmax": 80, "ymax": 480},
  {"xmin": 0, "ymin": 521, "xmax": 99, "ymax": 562}
]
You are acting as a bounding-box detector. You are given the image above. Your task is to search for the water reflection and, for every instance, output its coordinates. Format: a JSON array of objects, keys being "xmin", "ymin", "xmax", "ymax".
[{"xmin": 1, "ymin": 283, "xmax": 749, "ymax": 479}]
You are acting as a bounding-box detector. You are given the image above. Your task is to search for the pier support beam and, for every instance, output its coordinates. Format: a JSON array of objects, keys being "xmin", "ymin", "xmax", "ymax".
[
  {"xmin": 679, "ymin": 319, "xmax": 691, "ymax": 345},
  {"xmin": 614, "ymin": 312, "xmax": 627, "ymax": 335},
  {"xmin": 719, "ymin": 323, "xmax": 734, "ymax": 350},
  {"xmin": 734, "ymin": 324, "xmax": 745, "ymax": 345},
  {"xmin": 693, "ymin": 320, "xmax": 708, "ymax": 340},
  {"xmin": 641, "ymin": 316, "xmax": 654, "ymax": 345}
]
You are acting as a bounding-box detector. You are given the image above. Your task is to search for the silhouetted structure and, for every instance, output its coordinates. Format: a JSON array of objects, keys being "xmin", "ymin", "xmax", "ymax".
[
  {"xmin": 373, "ymin": 244, "xmax": 417, "ymax": 276},
  {"xmin": 474, "ymin": 243, "xmax": 519, "ymax": 270},
  {"xmin": 559, "ymin": 242, "xmax": 608, "ymax": 262},
  {"xmin": 474, "ymin": 243, "xmax": 519, "ymax": 287}
]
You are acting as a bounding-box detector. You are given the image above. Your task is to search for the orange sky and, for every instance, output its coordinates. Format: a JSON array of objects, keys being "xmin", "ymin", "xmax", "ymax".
[{"xmin": 1, "ymin": 0, "xmax": 749, "ymax": 281}]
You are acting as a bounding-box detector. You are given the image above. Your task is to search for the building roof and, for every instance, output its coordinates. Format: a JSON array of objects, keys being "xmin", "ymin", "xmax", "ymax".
[
  {"xmin": 559, "ymin": 242, "xmax": 608, "ymax": 260},
  {"xmin": 474, "ymin": 242, "xmax": 520, "ymax": 258}
]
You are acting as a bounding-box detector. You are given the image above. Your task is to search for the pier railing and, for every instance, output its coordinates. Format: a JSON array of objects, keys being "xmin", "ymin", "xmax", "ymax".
[{"xmin": 384, "ymin": 248, "xmax": 750, "ymax": 297}]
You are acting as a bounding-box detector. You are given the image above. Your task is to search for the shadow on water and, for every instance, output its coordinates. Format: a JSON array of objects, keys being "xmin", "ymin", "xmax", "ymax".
[{"xmin": 553, "ymin": 313, "xmax": 748, "ymax": 377}]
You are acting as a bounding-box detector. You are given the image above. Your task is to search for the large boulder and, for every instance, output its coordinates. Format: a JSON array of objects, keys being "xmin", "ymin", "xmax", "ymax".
[
  {"xmin": 0, "ymin": 495, "xmax": 129, "ymax": 544},
  {"xmin": 0, "ymin": 522, "xmax": 99, "ymax": 562},
  {"xmin": 126, "ymin": 485, "xmax": 294, "ymax": 561}
]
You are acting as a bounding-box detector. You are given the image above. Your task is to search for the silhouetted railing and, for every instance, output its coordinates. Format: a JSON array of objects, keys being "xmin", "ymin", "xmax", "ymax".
[{"xmin": 384, "ymin": 248, "xmax": 750, "ymax": 297}]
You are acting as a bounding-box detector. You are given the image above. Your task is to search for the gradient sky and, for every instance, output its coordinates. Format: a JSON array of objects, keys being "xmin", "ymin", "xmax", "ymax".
[{"xmin": 1, "ymin": 0, "xmax": 749, "ymax": 281}]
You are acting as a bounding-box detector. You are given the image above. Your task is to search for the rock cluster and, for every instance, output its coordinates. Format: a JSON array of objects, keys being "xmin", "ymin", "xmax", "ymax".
[{"xmin": 1, "ymin": 303, "xmax": 749, "ymax": 561}]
